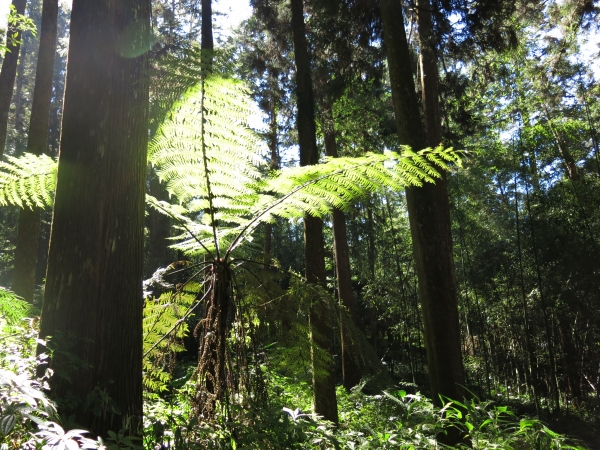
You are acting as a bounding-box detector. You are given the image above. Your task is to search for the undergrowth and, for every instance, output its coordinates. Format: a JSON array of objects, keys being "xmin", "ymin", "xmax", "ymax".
[
  {"xmin": 0, "ymin": 285, "xmax": 588, "ymax": 449},
  {"xmin": 143, "ymin": 369, "xmax": 587, "ymax": 450}
]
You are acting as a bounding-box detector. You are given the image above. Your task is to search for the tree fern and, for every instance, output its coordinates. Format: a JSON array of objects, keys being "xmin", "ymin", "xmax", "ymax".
[
  {"xmin": 144, "ymin": 74, "xmax": 461, "ymax": 419},
  {"xmin": 147, "ymin": 75, "xmax": 460, "ymax": 257}
]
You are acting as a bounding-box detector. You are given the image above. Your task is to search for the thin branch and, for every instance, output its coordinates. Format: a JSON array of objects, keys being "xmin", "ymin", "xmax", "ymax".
[{"xmin": 149, "ymin": 198, "xmax": 216, "ymax": 260}]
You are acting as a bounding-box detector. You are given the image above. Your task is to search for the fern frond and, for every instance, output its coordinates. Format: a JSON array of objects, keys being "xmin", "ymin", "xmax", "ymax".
[
  {"xmin": 0, "ymin": 287, "xmax": 29, "ymax": 330},
  {"xmin": 149, "ymin": 76, "xmax": 265, "ymax": 215},
  {"xmin": 0, "ymin": 153, "xmax": 57, "ymax": 208},
  {"xmin": 226, "ymin": 146, "xmax": 459, "ymax": 255},
  {"xmin": 143, "ymin": 289, "xmax": 197, "ymax": 393}
]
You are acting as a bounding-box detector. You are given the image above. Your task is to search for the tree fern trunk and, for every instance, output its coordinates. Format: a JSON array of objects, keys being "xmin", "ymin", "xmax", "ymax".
[
  {"xmin": 0, "ymin": 0, "xmax": 27, "ymax": 157},
  {"xmin": 38, "ymin": 0, "xmax": 149, "ymax": 437},
  {"xmin": 290, "ymin": 0, "xmax": 338, "ymax": 423},
  {"xmin": 196, "ymin": 261, "xmax": 232, "ymax": 417},
  {"xmin": 12, "ymin": 0, "xmax": 59, "ymax": 303}
]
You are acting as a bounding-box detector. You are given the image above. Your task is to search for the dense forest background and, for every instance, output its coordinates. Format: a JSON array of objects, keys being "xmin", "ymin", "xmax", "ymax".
[{"xmin": 1, "ymin": 0, "xmax": 600, "ymax": 448}]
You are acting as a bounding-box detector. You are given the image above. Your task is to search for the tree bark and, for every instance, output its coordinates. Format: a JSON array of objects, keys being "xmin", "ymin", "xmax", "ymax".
[
  {"xmin": 290, "ymin": 0, "xmax": 338, "ymax": 423},
  {"xmin": 381, "ymin": 0, "xmax": 465, "ymax": 409},
  {"xmin": 0, "ymin": 0, "xmax": 27, "ymax": 157},
  {"xmin": 38, "ymin": 0, "xmax": 150, "ymax": 437},
  {"xmin": 12, "ymin": 0, "xmax": 59, "ymax": 303}
]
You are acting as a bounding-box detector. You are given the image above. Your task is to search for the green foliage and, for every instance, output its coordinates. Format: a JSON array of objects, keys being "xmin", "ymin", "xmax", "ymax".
[
  {"xmin": 0, "ymin": 4, "xmax": 36, "ymax": 56},
  {"xmin": 0, "ymin": 287, "xmax": 29, "ymax": 330},
  {"xmin": 0, "ymin": 153, "xmax": 56, "ymax": 209},
  {"xmin": 0, "ymin": 288, "xmax": 55, "ymax": 447},
  {"xmin": 0, "ymin": 304, "xmax": 144, "ymax": 449},
  {"xmin": 0, "ymin": 308, "xmax": 584, "ymax": 448},
  {"xmin": 142, "ymin": 368, "xmax": 584, "ymax": 449},
  {"xmin": 143, "ymin": 281, "xmax": 197, "ymax": 395}
]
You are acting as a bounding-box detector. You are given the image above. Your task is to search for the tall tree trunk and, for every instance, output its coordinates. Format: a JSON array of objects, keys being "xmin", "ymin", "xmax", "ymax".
[
  {"xmin": 366, "ymin": 201, "xmax": 377, "ymax": 353},
  {"xmin": 321, "ymin": 102, "xmax": 362, "ymax": 390},
  {"xmin": 13, "ymin": 42, "xmax": 27, "ymax": 142},
  {"xmin": 201, "ymin": 0, "xmax": 213, "ymax": 63},
  {"xmin": 264, "ymin": 68, "xmax": 280, "ymax": 259},
  {"xmin": 381, "ymin": 0, "xmax": 465, "ymax": 411},
  {"xmin": 0, "ymin": 0, "xmax": 27, "ymax": 157},
  {"xmin": 12, "ymin": 0, "xmax": 59, "ymax": 303},
  {"xmin": 38, "ymin": 0, "xmax": 150, "ymax": 437},
  {"xmin": 290, "ymin": 0, "xmax": 338, "ymax": 423}
]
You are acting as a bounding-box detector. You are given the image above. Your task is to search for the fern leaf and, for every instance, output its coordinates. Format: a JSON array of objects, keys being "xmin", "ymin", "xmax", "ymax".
[
  {"xmin": 0, "ymin": 153, "xmax": 57, "ymax": 208},
  {"xmin": 226, "ymin": 147, "xmax": 459, "ymax": 254},
  {"xmin": 149, "ymin": 76, "xmax": 265, "ymax": 213},
  {"xmin": 0, "ymin": 287, "xmax": 29, "ymax": 329}
]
